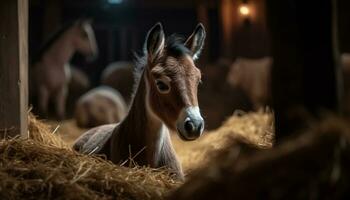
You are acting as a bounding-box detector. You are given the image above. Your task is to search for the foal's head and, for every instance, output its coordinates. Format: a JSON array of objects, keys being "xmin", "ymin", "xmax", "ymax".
[
  {"xmin": 73, "ymin": 19, "xmax": 98, "ymax": 60},
  {"xmin": 143, "ymin": 23, "xmax": 206, "ymax": 141}
]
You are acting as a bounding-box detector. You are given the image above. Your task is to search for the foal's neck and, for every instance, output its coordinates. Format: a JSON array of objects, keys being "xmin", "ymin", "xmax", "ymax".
[{"xmin": 113, "ymin": 70, "xmax": 169, "ymax": 166}]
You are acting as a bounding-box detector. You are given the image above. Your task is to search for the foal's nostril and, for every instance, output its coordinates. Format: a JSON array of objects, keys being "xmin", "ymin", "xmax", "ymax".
[{"xmin": 184, "ymin": 120, "xmax": 195, "ymax": 133}]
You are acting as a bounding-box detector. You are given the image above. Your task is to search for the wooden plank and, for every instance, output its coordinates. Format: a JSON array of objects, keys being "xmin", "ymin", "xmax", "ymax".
[
  {"xmin": 220, "ymin": 0, "xmax": 236, "ymax": 57},
  {"xmin": 266, "ymin": 0, "xmax": 339, "ymax": 141},
  {"xmin": 0, "ymin": 0, "xmax": 28, "ymax": 138}
]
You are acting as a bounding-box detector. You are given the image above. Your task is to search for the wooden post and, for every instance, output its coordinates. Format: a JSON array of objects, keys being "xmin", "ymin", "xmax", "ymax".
[
  {"xmin": 266, "ymin": 0, "xmax": 339, "ymax": 141},
  {"xmin": 0, "ymin": 0, "xmax": 29, "ymax": 138},
  {"xmin": 220, "ymin": 0, "xmax": 236, "ymax": 57}
]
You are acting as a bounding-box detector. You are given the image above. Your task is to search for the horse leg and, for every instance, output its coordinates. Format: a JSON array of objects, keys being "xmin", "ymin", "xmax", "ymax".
[
  {"xmin": 38, "ymin": 85, "xmax": 50, "ymax": 117},
  {"xmin": 55, "ymin": 86, "xmax": 68, "ymax": 120}
]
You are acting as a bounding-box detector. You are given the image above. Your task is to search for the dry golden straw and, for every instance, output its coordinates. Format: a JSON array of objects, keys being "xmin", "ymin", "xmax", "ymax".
[
  {"xmin": 0, "ymin": 114, "xmax": 180, "ymax": 200},
  {"xmin": 0, "ymin": 111, "xmax": 274, "ymax": 199}
]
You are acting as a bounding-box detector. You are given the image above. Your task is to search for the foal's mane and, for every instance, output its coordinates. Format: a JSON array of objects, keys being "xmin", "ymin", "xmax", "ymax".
[
  {"xmin": 130, "ymin": 34, "xmax": 191, "ymax": 100},
  {"xmin": 31, "ymin": 21, "xmax": 75, "ymax": 64}
]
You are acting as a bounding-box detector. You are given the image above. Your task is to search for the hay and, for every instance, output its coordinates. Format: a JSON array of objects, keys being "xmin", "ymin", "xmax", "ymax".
[
  {"xmin": 0, "ymin": 111, "xmax": 274, "ymax": 199},
  {"xmin": 42, "ymin": 110, "xmax": 274, "ymax": 173},
  {"xmin": 172, "ymin": 110, "xmax": 274, "ymax": 172},
  {"xmin": 170, "ymin": 116, "xmax": 350, "ymax": 200},
  {"xmin": 46, "ymin": 119, "xmax": 86, "ymax": 146},
  {"xmin": 0, "ymin": 114, "xmax": 180, "ymax": 200},
  {"xmin": 207, "ymin": 109, "xmax": 274, "ymax": 148},
  {"xmin": 28, "ymin": 113, "xmax": 70, "ymax": 150}
]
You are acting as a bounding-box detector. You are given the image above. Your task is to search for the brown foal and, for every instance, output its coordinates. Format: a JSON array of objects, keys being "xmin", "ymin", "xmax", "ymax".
[{"xmin": 74, "ymin": 22, "xmax": 206, "ymax": 180}]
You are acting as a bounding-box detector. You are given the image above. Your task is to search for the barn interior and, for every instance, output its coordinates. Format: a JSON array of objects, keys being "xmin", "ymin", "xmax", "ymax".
[
  {"xmin": 29, "ymin": 0, "xmax": 272, "ymax": 130},
  {"xmin": 1, "ymin": 0, "xmax": 350, "ymax": 199}
]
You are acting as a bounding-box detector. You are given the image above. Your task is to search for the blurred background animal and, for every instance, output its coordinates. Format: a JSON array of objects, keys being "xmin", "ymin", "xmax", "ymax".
[
  {"xmin": 74, "ymin": 86, "xmax": 127, "ymax": 128},
  {"xmin": 65, "ymin": 66, "xmax": 92, "ymax": 117},
  {"xmin": 30, "ymin": 19, "xmax": 98, "ymax": 119},
  {"xmin": 227, "ymin": 57, "xmax": 272, "ymax": 110},
  {"xmin": 70, "ymin": 66, "xmax": 91, "ymax": 93},
  {"xmin": 101, "ymin": 61, "xmax": 134, "ymax": 104},
  {"xmin": 198, "ymin": 58, "xmax": 251, "ymax": 129}
]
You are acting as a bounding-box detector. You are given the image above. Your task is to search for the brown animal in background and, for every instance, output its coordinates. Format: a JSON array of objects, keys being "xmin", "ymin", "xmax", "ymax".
[
  {"xmin": 65, "ymin": 66, "xmax": 92, "ymax": 117},
  {"xmin": 201, "ymin": 57, "xmax": 232, "ymax": 91},
  {"xmin": 75, "ymin": 86, "xmax": 127, "ymax": 128},
  {"xmin": 101, "ymin": 61, "xmax": 134, "ymax": 103},
  {"xmin": 74, "ymin": 23, "xmax": 206, "ymax": 180},
  {"xmin": 31, "ymin": 20, "xmax": 98, "ymax": 119},
  {"xmin": 199, "ymin": 58, "xmax": 252, "ymax": 129},
  {"xmin": 227, "ymin": 57, "xmax": 272, "ymax": 110},
  {"xmin": 70, "ymin": 67, "xmax": 91, "ymax": 92}
]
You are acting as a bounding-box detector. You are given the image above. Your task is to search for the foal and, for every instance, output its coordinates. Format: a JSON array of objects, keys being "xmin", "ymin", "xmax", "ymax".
[
  {"xmin": 32, "ymin": 19, "xmax": 98, "ymax": 119},
  {"xmin": 74, "ymin": 23, "xmax": 206, "ymax": 179}
]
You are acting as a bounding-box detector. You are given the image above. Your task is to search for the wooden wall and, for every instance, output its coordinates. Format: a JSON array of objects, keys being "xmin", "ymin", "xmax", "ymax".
[
  {"xmin": 220, "ymin": 0, "xmax": 270, "ymax": 59},
  {"xmin": 0, "ymin": 0, "xmax": 28, "ymax": 138},
  {"xmin": 266, "ymin": 0, "xmax": 339, "ymax": 141}
]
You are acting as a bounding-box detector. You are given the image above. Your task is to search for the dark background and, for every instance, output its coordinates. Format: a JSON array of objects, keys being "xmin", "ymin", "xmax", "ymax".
[
  {"xmin": 29, "ymin": 0, "xmax": 271, "ymax": 86},
  {"xmin": 28, "ymin": 0, "xmax": 350, "ymax": 130}
]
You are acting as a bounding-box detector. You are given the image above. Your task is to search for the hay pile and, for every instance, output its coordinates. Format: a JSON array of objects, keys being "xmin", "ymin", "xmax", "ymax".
[
  {"xmin": 0, "ymin": 114, "xmax": 179, "ymax": 200},
  {"xmin": 46, "ymin": 110, "xmax": 274, "ymax": 173},
  {"xmin": 0, "ymin": 111, "xmax": 274, "ymax": 199},
  {"xmin": 28, "ymin": 113, "xmax": 70, "ymax": 149},
  {"xmin": 47, "ymin": 119, "xmax": 86, "ymax": 146},
  {"xmin": 172, "ymin": 110, "xmax": 274, "ymax": 171},
  {"xmin": 170, "ymin": 116, "xmax": 350, "ymax": 200}
]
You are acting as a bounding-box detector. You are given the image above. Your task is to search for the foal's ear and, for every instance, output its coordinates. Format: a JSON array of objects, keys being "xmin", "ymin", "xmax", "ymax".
[
  {"xmin": 144, "ymin": 22, "xmax": 165, "ymax": 62},
  {"xmin": 185, "ymin": 23, "xmax": 206, "ymax": 61}
]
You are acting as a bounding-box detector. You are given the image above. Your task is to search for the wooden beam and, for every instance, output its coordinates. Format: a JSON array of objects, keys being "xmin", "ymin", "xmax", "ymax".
[
  {"xmin": 220, "ymin": 0, "xmax": 236, "ymax": 57},
  {"xmin": 0, "ymin": 0, "xmax": 28, "ymax": 138},
  {"xmin": 266, "ymin": 0, "xmax": 339, "ymax": 141}
]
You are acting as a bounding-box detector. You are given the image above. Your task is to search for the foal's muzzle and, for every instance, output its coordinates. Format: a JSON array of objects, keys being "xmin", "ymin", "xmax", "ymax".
[{"xmin": 176, "ymin": 106, "xmax": 204, "ymax": 141}]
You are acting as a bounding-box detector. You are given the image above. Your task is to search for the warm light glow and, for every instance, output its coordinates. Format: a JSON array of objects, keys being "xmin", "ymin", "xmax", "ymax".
[{"xmin": 239, "ymin": 4, "xmax": 250, "ymax": 16}]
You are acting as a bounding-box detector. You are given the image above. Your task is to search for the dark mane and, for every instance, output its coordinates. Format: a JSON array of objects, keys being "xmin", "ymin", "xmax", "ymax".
[
  {"xmin": 165, "ymin": 34, "xmax": 191, "ymax": 57},
  {"xmin": 31, "ymin": 21, "xmax": 75, "ymax": 64}
]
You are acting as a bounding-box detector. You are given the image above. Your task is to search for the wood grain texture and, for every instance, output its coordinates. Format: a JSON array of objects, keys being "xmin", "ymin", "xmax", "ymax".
[{"xmin": 0, "ymin": 0, "xmax": 28, "ymax": 138}]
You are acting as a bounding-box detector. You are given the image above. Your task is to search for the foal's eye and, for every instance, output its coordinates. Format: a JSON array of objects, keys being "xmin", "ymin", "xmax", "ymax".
[{"xmin": 156, "ymin": 80, "xmax": 170, "ymax": 93}]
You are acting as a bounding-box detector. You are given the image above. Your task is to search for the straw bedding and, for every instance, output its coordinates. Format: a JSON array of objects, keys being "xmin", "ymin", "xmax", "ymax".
[
  {"xmin": 170, "ymin": 116, "xmax": 350, "ymax": 200},
  {"xmin": 0, "ymin": 111, "xmax": 274, "ymax": 199},
  {"xmin": 9, "ymin": 111, "xmax": 348, "ymax": 199},
  {"xmin": 28, "ymin": 113, "xmax": 70, "ymax": 149},
  {"xmin": 172, "ymin": 109, "xmax": 274, "ymax": 172},
  {"xmin": 0, "ymin": 114, "xmax": 179, "ymax": 200}
]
